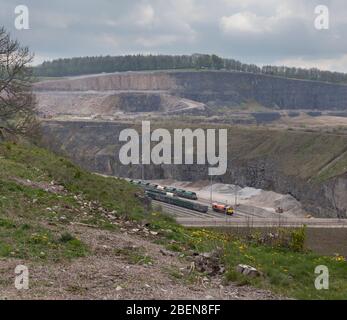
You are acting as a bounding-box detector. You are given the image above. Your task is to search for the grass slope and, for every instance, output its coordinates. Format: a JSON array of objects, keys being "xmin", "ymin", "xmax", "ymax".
[
  {"xmin": 0, "ymin": 141, "xmax": 143, "ymax": 261},
  {"xmin": 154, "ymin": 121, "xmax": 347, "ymax": 181}
]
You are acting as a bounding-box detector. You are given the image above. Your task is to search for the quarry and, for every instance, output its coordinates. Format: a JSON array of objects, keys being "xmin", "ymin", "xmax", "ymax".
[{"xmin": 34, "ymin": 70, "xmax": 347, "ymax": 220}]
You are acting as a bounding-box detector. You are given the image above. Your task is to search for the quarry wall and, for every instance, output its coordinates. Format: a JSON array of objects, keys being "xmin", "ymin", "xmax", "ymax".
[{"xmin": 35, "ymin": 71, "xmax": 347, "ymax": 110}]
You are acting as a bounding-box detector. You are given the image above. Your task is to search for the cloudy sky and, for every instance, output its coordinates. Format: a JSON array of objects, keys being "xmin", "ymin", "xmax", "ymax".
[{"xmin": 1, "ymin": 0, "xmax": 347, "ymax": 71}]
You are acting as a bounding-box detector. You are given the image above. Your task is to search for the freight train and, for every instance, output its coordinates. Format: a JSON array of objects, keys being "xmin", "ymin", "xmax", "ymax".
[
  {"xmin": 129, "ymin": 180, "xmax": 198, "ymax": 200},
  {"xmin": 145, "ymin": 191, "xmax": 208, "ymax": 213},
  {"xmin": 129, "ymin": 180, "xmax": 233, "ymax": 216}
]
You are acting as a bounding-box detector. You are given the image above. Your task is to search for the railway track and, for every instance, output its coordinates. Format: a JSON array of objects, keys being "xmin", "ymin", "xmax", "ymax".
[
  {"xmin": 152, "ymin": 199, "xmax": 272, "ymax": 220},
  {"xmin": 139, "ymin": 179, "xmax": 347, "ymax": 228},
  {"xmin": 132, "ymin": 178, "xmax": 267, "ymax": 219},
  {"xmin": 112, "ymin": 178, "xmax": 347, "ymax": 228},
  {"xmin": 152, "ymin": 200, "xmax": 347, "ymax": 228},
  {"xmin": 152, "ymin": 200, "xmax": 222, "ymax": 219},
  {"xmin": 153, "ymin": 197, "xmax": 267, "ymax": 219}
]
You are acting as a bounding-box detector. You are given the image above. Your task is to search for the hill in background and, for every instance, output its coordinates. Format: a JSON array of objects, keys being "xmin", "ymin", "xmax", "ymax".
[{"xmin": 34, "ymin": 54, "xmax": 347, "ymax": 84}]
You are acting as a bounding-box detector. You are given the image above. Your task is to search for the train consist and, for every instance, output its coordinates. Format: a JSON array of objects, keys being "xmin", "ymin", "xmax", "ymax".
[
  {"xmin": 129, "ymin": 180, "xmax": 198, "ymax": 200},
  {"xmin": 129, "ymin": 180, "xmax": 207, "ymax": 213},
  {"xmin": 145, "ymin": 191, "xmax": 208, "ymax": 213},
  {"xmin": 129, "ymin": 180, "xmax": 234, "ymax": 216}
]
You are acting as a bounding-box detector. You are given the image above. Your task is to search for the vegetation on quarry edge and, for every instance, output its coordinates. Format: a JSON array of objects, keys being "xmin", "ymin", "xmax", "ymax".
[
  {"xmin": 141, "ymin": 120, "xmax": 347, "ymax": 183},
  {"xmin": 0, "ymin": 140, "xmax": 346, "ymax": 299},
  {"xmin": 34, "ymin": 53, "xmax": 347, "ymax": 85}
]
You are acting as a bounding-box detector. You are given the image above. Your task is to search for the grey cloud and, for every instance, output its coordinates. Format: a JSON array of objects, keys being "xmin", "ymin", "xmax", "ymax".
[{"xmin": 0, "ymin": 0, "xmax": 346, "ymax": 71}]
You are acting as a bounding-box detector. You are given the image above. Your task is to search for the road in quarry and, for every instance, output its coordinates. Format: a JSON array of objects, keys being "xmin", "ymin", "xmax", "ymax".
[{"xmin": 148, "ymin": 180, "xmax": 347, "ymax": 228}]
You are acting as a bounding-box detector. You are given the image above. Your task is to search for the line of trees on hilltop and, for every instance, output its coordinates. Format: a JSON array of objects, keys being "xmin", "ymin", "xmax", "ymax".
[
  {"xmin": 33, "ymin": 54, "xmax": 227, "ymax": 77},
  {"xmin": 33, "ymin": 53, "xmax": 347, "ymax": 84},
  {"xmin": 261, "ymin": 65, "xmax": 347, "ymax": 84}
]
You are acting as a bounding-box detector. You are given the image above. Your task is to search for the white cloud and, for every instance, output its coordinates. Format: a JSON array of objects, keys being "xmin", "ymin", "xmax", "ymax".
[
  {"xmin": 135, "ymin": 35, "xmax": 178, "ymax": 47},
  {"xmin": 274, "ymin": 55, "xmax": 347, "ymax": 73},
  {"xmin": 97, "ymin": 34, "xmax": 120, "ymax": 48},
  {"xmin": 135, "ymin": 3, "xmax": 155, "ymax": 27},
  {"xmin": 167, "ymin": 0, "xmax": 210, "ymax": 23},
  {"xmin": 219, "ymin": 0, "xmax": 313, "ymax": 36},
  {"xmin": 36, "ymin": 12, "xmax": 77, "ymax": 29},
  {"xmin": 219, "ymin": 2, "xmax": 298, "ymax": 35},
  {"xmin": 220, "ymin": 12, "xmax": 275, "ymax": 34}
]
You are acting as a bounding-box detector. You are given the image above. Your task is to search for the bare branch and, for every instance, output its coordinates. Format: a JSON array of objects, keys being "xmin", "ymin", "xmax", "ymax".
[{"xmin": 0, "ymin": 27, "xmax": 37, "ymax": 137}]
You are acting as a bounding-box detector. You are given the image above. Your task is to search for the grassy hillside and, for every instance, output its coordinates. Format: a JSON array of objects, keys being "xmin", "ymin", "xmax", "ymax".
[
  {"xmin": 227, "ymin": 127, "xmax": 347, "ymax": 181},
  {"xmin": 0, "ymin": 140, "xmax": 346, "ymax": 299},
  {"xmin": 155, "ymin": 121, "xmax": 347, "ymax": 182},
  {"xmin": 0, "ymin": 140, "xmax": 144, "ymax": 261}
]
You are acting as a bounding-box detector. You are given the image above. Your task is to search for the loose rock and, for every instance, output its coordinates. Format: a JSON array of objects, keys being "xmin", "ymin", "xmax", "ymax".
[{"xmin": 236, "ymin": 264, "xmax": 261, "ymax": 278}]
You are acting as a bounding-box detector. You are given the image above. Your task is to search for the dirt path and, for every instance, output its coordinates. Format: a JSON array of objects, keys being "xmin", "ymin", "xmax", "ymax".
[{"xmin": 0, "ymin": 224, "xmax": 279, "ymax": 300}]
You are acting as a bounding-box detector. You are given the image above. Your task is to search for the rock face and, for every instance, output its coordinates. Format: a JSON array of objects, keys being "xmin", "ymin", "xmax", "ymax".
[
  {"xmin": 34, "ymin": 72, "xmax": 177, "ymax": 91},
  {"xmin": 174, "ymin": 72, "xmax": 347, "ymax": 110},
  {"xmin": 40, "ymin": 120, "xmax": 347, "ymax": 218},
  {"xmin": 35, "ymin": 91, "xmax": 206, "ymax": 117},
  {"xmin": 35, "ymin": 71, "xmax": 347, "ymax": 110}
]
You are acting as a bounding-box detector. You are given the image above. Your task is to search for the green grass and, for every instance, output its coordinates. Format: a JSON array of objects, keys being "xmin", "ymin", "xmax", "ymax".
[
  {"xmin": 147, "ymin": 214, "xmax": 347, "ymax": 299},
  {"xmin": 148, "ymin": 121, "xmax": 347, "ymax": 182},
  {"xmin": 315, "ymin": 151, "xmax": 347, "ymax": 182},
  {"xmin": 223, "ymin": 241, "xmax": 347, "ymax": 299},
  {"xmin": 225, "ymin": 127, "xmax": 347, "ymax": 180},
  {"xmin": 238, "ymin": 100, "xmax": 273, "ymax": 112},
  {"xmin": 114, "ymin": 247, "xmax": 154, "ymax": 265},
  {"xmin": 0, "ymin": 216, "xmax": 88, "ymax": 261},
  {"xmin": 0, "ymin": 141, "xmax": 145, "ymax": 218},
  {"xmin": 33, "ymin": 76, "xmax": 66, "ymax": 83},
  {"xmin": 0, "ymin": 140, "xmax": 146, "ymax": 263}
]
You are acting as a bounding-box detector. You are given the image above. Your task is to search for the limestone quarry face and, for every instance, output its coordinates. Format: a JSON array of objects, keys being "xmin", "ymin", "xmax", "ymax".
[
  {"xmin": 34, "ymin": 72, "xmax": 178, "ymax": 92},
  {"xmin": 35, "ymin": 71, "xmax": 347, "ymax": 114},
  {"xmin": 35, "ymin": 91, "xmax": 206, "ymax": 118}
]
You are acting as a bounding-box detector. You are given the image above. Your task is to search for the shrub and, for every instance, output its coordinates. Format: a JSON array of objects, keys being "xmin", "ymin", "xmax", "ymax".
[
  {"xmin": 290, "ymin": 226, "xmax": 306, "ymax": 252},
  {"xmin": 59, "ymin": 232, "xmax": 75, "ymax": 243},
  {"xmin": 247, "ymin": 226, "xmax": 307, "ymax": 252}
]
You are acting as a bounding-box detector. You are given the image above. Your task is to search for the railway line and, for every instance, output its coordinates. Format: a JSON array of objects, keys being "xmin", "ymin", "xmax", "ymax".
[
  {"xmin": 153, "ymin": 197, "xmax": 270, "ymax": 219},
  {"xmin": 152, "ymin": 200, "xmax": 225, "ymax": 219},
  {"xmin": 132, "ymin": 179, "xmax": 347, "ymax": 228},
  {"xmin": 132, "ymin": 179, "xmax": 268, "ymax": 219},
  {"xmin": 195, "ymin": 198, "xmax": 266, "ymax": 219},
  {"xmin": 153, "ymin": 199, "xmax": 286, "ymax": 222},
  {"xmin": 153, "ymin": 200, "xmax": 347, "ymax": 228}
]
